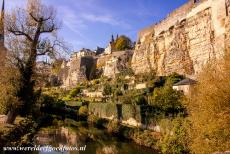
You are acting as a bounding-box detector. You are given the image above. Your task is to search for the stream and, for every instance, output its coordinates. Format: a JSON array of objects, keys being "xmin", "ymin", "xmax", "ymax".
[{"xmin": 33, "ymin": 124, "xmax": 157, "ymax": 154}]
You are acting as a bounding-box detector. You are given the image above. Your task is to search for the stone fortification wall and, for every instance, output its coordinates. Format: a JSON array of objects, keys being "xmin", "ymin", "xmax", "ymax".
[
  {"xmin": 59, "ymin": 56, "xmax": 96, "ymax": 88},
  {"xmin": 138, "ymin": 0, "xmax": 195, "ymax": 42},
  {"xmin": 59, "ymin": 50, "xmax": 132, "ymax": 88},
  {"xmin": 132, "ymin": 0, "xmax": 227, "ymax": 76},
  {"xmin": 96, "ymin": 50, "xmax": 133, "ymax": 78}
]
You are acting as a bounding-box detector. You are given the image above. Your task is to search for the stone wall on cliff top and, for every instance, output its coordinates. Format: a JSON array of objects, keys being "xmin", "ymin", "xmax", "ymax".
[
  {"xmin": 60, "ymin": 55, "xmax": 96, "ymax": 89},
  {"xmin": 132, "ymin": 0, "xmax": 228, "ymax": 76},
  {"xmin": 96, "ymin": 50, "xmax": 133, "ymax": 78},
  {"xmin": 103, "ymin": 50, "xmax": 133, "ymax": 78},
  {"xmin": 59, "ymin": 50, "xmax": 132, "ymax": 88}
]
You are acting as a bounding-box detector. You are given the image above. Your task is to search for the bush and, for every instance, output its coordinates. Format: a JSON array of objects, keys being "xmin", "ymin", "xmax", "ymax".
[
  {"xmin": 151, "ymin": 76, "xmax": 166, "ymax": 88},
  {"xmin": 52, "ymin": 118, "xmax": 63, "ymax": 126},
  {"xmin": 134, "ymin": 95, "xmax": 147, "ymax": 105},
  {"xmin": 152, "ymin": 85, "xmax": 184, "ymax": 116},
  {"xmin": 120, "ymin": 128, "xmax": 159, "ymax": 149},
  {"xmin": 114, "ymin": 35, "xmax": 133, "ymax": 51},
  {"xmin": 1, "ymin": 118, "xmax": 37, "ymax": 146},
  {"xmin": 69, "ymin": 86, "xmax": 81, "ymax": 98},
  {"xmin": 185, "ymin": 54, "xmax": 230, "ymax": 153},
  {"xmin": 103, "ymin": 84, "xmax": 113, "ymax": 96},
  {"xmin": 157, "ymin": 117, "xmax": 190, "ymax": 154},
  {"xmin": 78, "ymin": 106, "xmax": 88, "ymax": 117},
  {"xmin": 166, "ymin": 73, "xmax": 184, "ymax": 85}
]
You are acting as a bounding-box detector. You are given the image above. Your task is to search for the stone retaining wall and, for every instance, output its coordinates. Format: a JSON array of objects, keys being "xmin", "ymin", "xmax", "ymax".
[{"xmin": 88, "ymin": 103, "xmax": 157, "ymax": 129}]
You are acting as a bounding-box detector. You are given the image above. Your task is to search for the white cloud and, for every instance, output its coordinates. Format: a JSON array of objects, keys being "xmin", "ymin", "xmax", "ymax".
[
  {"xmin": 5, "ymin": 0, "xmax": 134, "ymax": 50},
  {"xmin": 58, "ymin": 3, "xmax": 132, "ymax": 41},
  {"xmin": 6, "ymin": 0, "xmax": 132, "ymax": 31},
  {"xmin": 60, "ymin": 6, "xmax": 86, "ymax": 29},
  {"xmin": 81, "ymin": 13, "xmax": 131, "ymax": 29},
  {"xmin": 58, "ymin": 6, "xmax": 91, "ymax": 42}
]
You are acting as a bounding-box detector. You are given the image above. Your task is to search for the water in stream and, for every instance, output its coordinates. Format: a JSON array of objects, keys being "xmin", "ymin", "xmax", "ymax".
[{"xmin": 34, "ymin": 125, "xmax": 157, "ymax": 154}]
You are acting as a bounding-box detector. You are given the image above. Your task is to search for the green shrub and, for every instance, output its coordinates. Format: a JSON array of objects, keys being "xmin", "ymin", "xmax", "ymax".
[
  {"xmin": 103, "ymin": 84, "xmax": 113, "ymax": 96},
  {"xmin": 135, "ymin": 72, "xmax": 155, "ymax": 83},
  {"xmin": 52, "ymin": 119, "xmax": 58, "ymax": 126},
  {"xmin": 166, "ymin": 73, "xmax": 184, "ymax": 85},
  {"xmin": 134, "ymin": 95, "xmax": 147, "ymax": 105},
  {"xmin": 42, "ymin": 88, "xmax": 68, "ymax": 99},
  {"xmin": 78, "ymin": 106, "xmax": 88, "ymax": 117},
  {"xmin": 62, "ymin": 95, "xmax": 71, "ymax": 101},
  {"xmin": 157, "ymin": 117, "xmax": 190, "ymax": 154},
  {"xmin": 69, "ymin": 86, "xmax": 81, "ymax": 98},
  {"xmin": 152, "ymin": 85, "xmax": 184, "ymax": 115}
]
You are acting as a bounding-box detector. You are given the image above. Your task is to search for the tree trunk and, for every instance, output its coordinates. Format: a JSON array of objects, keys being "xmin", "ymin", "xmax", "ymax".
[{"xmin": 6, "ymin": 110, "xmax": 17, "ymax": 124}]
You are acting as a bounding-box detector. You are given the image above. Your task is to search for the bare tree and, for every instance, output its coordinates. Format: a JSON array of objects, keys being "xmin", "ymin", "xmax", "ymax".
[{"xmin": 4, "ymin": 0, "xmax": 65, "ymax": 123}]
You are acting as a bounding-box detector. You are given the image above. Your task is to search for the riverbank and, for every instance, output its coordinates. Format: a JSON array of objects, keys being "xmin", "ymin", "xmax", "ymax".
[
  {"xmin": 0, "ymin": 112, "xmax": 186, "ymax": 154},
  {"xmin": 86, "ymin": 113, "xmax": 189, "ymax": 154},
  {"xmin": 87, "ymin": 115, "xmax": 160, "ymax": 150},
  {"xmin": 0, "ymin": 117, "xmax": 38, "ymax": 148}
]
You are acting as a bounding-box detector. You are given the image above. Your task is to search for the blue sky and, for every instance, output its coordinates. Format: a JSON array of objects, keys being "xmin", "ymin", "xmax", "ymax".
[{"xmin": 6, "ymin": 0, "xmax": 188, "ymax": 52}]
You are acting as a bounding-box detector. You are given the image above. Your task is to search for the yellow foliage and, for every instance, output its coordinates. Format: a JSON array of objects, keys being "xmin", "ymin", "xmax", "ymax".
[
  {"xmin": 79, "ymin": 106, "xmax": 88, "ymax": 117},
  {"xmin": 114, "ymin": 35, "xmax": 132, "ymax": 51},
  {"xmin": 96, "ymin": 62, "xmax": 104, "ymax": 69},
  {"xmin": 185, "ymin": 53, "xmax": 230, "ymax": 154}
]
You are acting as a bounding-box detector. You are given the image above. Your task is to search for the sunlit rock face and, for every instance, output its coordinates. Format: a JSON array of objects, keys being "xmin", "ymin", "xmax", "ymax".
[
  {"xmin": 132, "ymin": 0, "xmax": 230, "ymax": 77},
  {"xmin": 102, "ymin": 50, "xmax": 133, "ymax": 78}
]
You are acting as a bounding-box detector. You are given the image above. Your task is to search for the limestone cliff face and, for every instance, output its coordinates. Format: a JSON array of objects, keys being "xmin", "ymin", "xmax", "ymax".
[{"xmin": 132, "ymin": 0, "xmax": 228, "ymax": 76}]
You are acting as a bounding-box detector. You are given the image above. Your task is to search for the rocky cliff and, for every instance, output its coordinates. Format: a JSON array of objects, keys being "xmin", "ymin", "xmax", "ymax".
[{"xmin": 132, "ymin": 0, "xmax": 229, "ymax": 76}]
